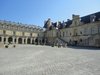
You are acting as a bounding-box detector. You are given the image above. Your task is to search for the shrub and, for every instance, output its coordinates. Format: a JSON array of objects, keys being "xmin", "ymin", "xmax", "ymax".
[{"xmin": 5, "ymin": 45, "xmax": 8, "ymax": 48}]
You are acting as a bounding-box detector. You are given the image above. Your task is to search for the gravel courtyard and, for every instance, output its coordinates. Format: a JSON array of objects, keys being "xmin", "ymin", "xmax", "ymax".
[{"xmin": 0, "ymin": 45, "xmax": 100, "ymax": 75}]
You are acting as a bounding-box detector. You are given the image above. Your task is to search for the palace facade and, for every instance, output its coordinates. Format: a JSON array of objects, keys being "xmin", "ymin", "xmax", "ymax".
[
  {"xmin": 44, "ymin": 12, "xmax": 100, "ymax": 47},
  {"xmin": 0, "ymin": 11, "xmax": 100, "ymax": 48},
  {"xmin": 0, "ymin": 20, "xmax": 44, "ymax": 47}
]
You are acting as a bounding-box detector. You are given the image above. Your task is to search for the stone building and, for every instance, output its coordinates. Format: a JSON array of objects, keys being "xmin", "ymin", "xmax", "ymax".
[
  {"xmin": 0, "ymin": 12, "xmax": 100, "ymax": 48},
  {"xmin": 44, "ymin": 12, "xmax": 100, "ymax": 47},
  {"xmin": 0, "ymin": 20, "xmax": 44, "ymax": 47}
]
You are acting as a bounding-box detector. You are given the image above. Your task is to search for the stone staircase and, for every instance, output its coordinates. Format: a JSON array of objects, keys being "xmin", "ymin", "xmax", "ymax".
[{"xmin": 54, "ymin": 37, "xmax": 67, "ymax": 47}]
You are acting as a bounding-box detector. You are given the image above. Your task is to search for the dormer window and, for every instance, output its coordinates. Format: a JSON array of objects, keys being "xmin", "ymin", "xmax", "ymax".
[
  {"xmin": 90, "ymin": 15, "xmax": 96, "ymax": 22},
  {"xmin": 75, "ymin": 21, "xmax": 77, "ymax": 25}
]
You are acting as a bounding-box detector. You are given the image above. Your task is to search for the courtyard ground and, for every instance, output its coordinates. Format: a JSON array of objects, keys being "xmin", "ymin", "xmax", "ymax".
[{"xmin": 0, "ymin": 45, "xmax": 100, "ymax": 75}]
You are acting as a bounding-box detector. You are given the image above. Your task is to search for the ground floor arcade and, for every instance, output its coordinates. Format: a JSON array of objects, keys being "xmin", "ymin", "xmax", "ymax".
[{"xmin": 0, "ymin": 36, "xmax": 46, "ymax": 45}]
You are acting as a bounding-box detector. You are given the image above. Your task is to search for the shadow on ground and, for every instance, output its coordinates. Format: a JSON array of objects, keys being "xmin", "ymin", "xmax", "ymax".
[{"xmin": 67, "ymin": 46, "xmax": 100, "ymax": 50}]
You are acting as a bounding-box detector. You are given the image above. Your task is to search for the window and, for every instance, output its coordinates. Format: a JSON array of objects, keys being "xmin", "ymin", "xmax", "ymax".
[
  {"xmin": 75, "ymin": 33, "xmax": 77, "ymax": 36},
  {"xmin": 91, "ymin": 27, "xmax": 98, "ymax": 34},
  {"xmin": 98, "ymin": 26, "xmax": 100, "ymax": 33},
  {"xmin": 3, "ymin": 30, "xmax": 6, "ymax": 35},
  {"xmin": 63, "ymin": 32, "xmax": 64, "ymax": 37},
  {"xmin": 75, "ymin": 21, "xmax": 77, "ymax": 25},
  {"xmin": 60, "ymin": 31, "xmax": 61, "ymax": 37},
  {"xmin": 38, "ymin": 34, "xmax": 39, "ymax": 37},
  {"xmin": 80, "ymin": 31, "xmax": 82, "ymax": 34},
  {"xmin": 0, "ymin": 24, "xmax": 3, "ymax": 28},
  {"xmin": 84, "ymin": 28, "xmax": 87, "ymax": 35},
  {"xmin": 66, "ymin": 31, "xmax": 68, "ymax": 36},
  {"xmin": 6, "ymin": 25, "xmax": 9, "ymax": 28},
  {"xmin": 80, "ymin": 39, "xmax": 82, "ymax": 42},
  {"xmin": 30, "ymin": 33, "xmax": 32, "ymax": 36},
  {"xmin": 70, "ymin": 33, "xmax": 71, "ymax": 36},
  {"xmin": 13, "ymin": 31, "xmax": 15, "ymax": 35},
  {"xmin": 22, "ymin": 32, "xmax": 24, "ymax": 36},
  {"xmin": 2, "ymin": 25, "xmax": 5, "ymax": 28}
]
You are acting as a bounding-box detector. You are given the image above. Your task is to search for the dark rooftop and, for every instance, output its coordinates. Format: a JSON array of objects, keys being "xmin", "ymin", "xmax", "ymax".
[{"xmin": 81, "ymin": 11, "xmax": 100, "ymax": 24}]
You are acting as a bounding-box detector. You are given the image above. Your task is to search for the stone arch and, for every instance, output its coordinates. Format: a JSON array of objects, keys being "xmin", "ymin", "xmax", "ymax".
[
  {"xmin": 18, "ymin": 38, "xmax": 22, "ymax": 44},
  {"xmin": 8, "ymin": 37, "xmax": 13, "ymax": 44},
  {"xmin": 35, "ymin": 38, "xmax": 38, "ymax": 45},
  {"xmin": 27, "ymin": 38, "xmax": 31, "ymax": 44}
]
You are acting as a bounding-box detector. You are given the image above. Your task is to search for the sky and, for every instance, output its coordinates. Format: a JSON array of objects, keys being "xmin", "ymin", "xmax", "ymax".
[{"xmin": 0, "ymin": 0, "xmax": 100, "ymax": 27}]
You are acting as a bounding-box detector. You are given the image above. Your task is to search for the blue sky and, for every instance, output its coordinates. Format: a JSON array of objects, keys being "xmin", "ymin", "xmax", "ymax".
[{"xmin": 0, "ymin": 0, "xmax": 100, "ymax": 27}]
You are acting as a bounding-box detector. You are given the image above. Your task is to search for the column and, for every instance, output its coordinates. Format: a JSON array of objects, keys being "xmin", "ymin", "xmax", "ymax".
[
  {"xmin": 6, "ymin": 37, "xmax": 9, "ymax": 44},
  {"xmin": 44, "ymin": 39, "xmax": 46, "ymax": 45},
  {"xmin": 12, "ymin": 37, "xmax": 15, "ymax": 44},
  {"xmin": 41, "ymin": 39, "xmax": 43, "ymax": 45},
  {"xmin": 1, "ymin": 36, "xmax": 4, "ymax": 44},
  {"xmin": 22, "ymin": 38, "xmax": 25, "ymax": 44},
  {"xmin": 16, "ymin": 37, "xmax": 19, "ymax": 44},
  {"xmin": 30, "ymin": 38, "xmax": 33, "ymax": 44}
]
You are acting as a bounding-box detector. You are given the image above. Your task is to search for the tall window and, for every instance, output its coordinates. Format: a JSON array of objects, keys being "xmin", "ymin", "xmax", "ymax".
[
  {"xmin": 84, "ymin": 28, "xmax": 87, "ymax": 35},
  {"xmin": 3, "ymin": 30, "xmax": 6, "ymax": 35},
  {"xmin": 70, "ymin": 33, "xmax": 71, "ymax": 36},
  {"xmin": 99, "ymin": 26, "xmax": 100, "ymax": 33},
  {"xmin": 13, "ymin": 31, "xmax": 15, "ymax": 35},
  {"xmin": 30, "ymin": 33, "xmax": 32, "ymax": 36},
  {"xmin": 80, "ymin": 39, "xmax": 82, "ymax": 42},
  {"xmin": 91, "ymin": 27, "xmax": 97, "ymax": 34},
  {"xmin": 74, "ymin": 21, "xmax": 77, "ymax": 26},
  {"xmin": 66, "ymin": 31, "xmax": 68, "ymax": 36},
  {"xmin": 63, "ymin": 32, "xmax": 64, "ymax": 37},
  {"xmin": 22, "ymin": 32, "xmax": 24, "ymax": 36},
  {"xmin": 75, "ymin": 33, "xmax": 77, "ymax": 36},
  {"xmin": 80, "ymin": 31, "xmax": 82, "ymax": 34}
]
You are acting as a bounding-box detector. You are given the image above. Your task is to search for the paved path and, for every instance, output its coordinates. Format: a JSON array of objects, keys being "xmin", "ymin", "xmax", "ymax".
[{"xmin": 0, "ymin": 45, "xmax": 100, "ymax": 75}]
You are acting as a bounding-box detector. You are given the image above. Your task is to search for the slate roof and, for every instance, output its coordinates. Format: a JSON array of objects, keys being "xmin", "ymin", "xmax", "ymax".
[
  {"xmin": 65, "ymin": 20, "xmax": 72, "ymax": 28},
  {"xmin": 81, "ymin": 11, "xmax": 100, "ymax": 24},
  {"xmin": 44, "ymin": 11, "xmax": 100, "ymax": 29}
]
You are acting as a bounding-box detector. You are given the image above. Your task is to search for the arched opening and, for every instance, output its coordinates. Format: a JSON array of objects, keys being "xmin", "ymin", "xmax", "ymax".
[
  {"xmin": 0, "ymin": 37, "xmax": 2, "ymax": 42},
  {"xmin": 8, "ymin": 37, "xmax": 13, "ymax": 44},
  {"xmin": 35, "ymin": 38, "xmax": 38, "ymax": 45},
  {"xmin": 27, "ymin": 38, "xmax": 31, "ymax": 44},
  {"xmin": 42, "ymin": 39, "xmax": 45, "ymax": 44},
  {"xmin": 4, "ymin": 38, "xmax": 6, "ymax": 44},
  {"xmin": 74, "ymin": 41, "xmax": 78, "ymax": 46},
  {"xmin": 14, "ymin": 38, "xmax": 16, "ymax": 43},
  {"xmin": 18, "ymin": 38, "xmax": 22, "ymax": 44},
  {"xmin": 24, "ymin": 39, "xmax": 26, "ymax": 44},
  {"xmin": 39, "ymin": 40, "xmax": 41, "ymax": 45}
]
